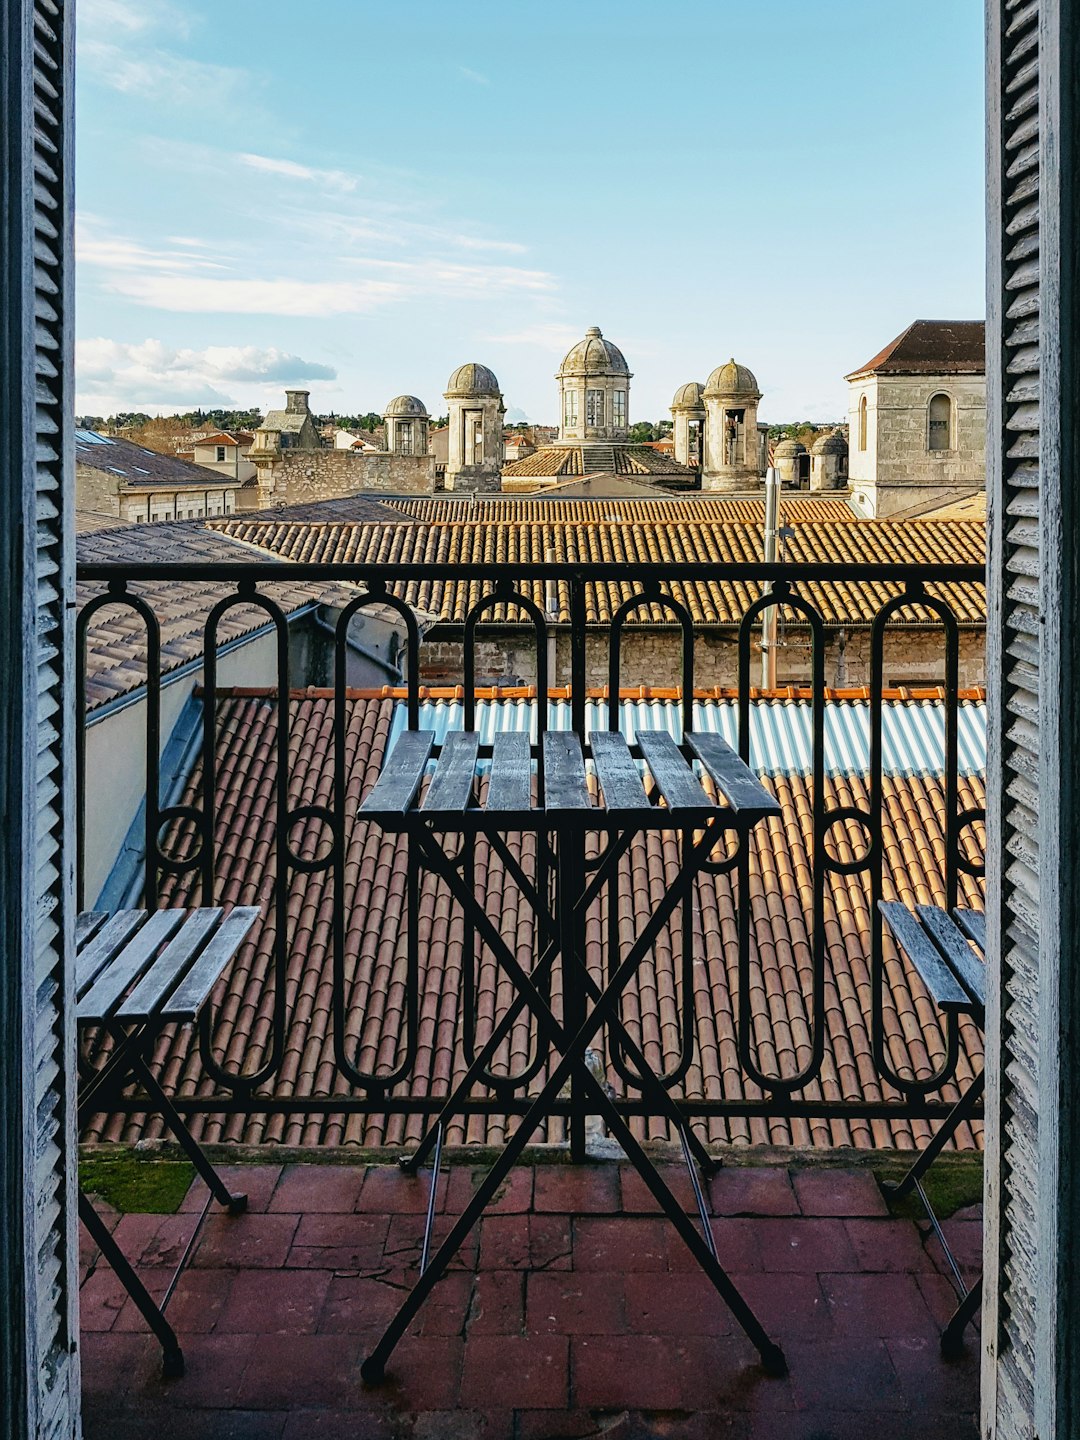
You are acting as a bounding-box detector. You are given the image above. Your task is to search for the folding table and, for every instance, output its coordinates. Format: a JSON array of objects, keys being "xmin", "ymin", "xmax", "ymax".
[
  {"xmin": 878, "ymin": 900, "xmax": 985, "ymax": 1356},
  {"xmin": 77, "ymin": 906, "xmax": 260, "ymax": 1377},
  {"xmin": 357, "ymin": 725, "xmax": 788, "ymax": 1383}
]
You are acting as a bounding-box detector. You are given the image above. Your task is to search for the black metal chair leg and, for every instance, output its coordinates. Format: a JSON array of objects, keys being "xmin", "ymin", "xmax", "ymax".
[
  {"xmin": 881, "ymin": 1072, "xmax": 985, "ymax": 1201},
  {"xmin": 941, "ymin": 1276, "xmax": 982, "ymax": 1359},
  {"xmin": 78, "ymin": 1190, "xmax": 185, "ymax": 1379},
  {"xmin": 124, "ymin": 1046, "xmax": 247, "ymax": 1214}
]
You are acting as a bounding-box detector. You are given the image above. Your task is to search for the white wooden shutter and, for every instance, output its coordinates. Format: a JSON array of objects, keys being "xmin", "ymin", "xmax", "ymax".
[{"xmin": 0, "ymin": 1, "xmax": 78, "ymax": 1437}]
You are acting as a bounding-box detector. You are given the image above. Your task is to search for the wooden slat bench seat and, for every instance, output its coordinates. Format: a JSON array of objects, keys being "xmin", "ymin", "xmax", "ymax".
[
  {"xmin": 77, "ymin": 905, "xmax": 259, "ymax": 1378},
  {"xmin": 878, "ymin": 899, "xmax": 986, "ymax": 1358}
]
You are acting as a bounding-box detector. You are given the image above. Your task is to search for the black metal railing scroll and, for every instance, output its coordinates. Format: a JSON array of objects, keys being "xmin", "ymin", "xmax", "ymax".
[{"xmin": 75, "ymin": 554, "xmax": 986, "ymax": 1135}]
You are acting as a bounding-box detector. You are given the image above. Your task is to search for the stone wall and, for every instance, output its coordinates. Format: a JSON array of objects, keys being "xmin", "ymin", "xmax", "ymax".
[
  {"xmin": 76, "ymin": 464, "xmax": 237, "ymax": 522},
  {"xmin": 847, "ymin": 373, "xmax": 986, "ymax": 517},
  {"xmin": 256, "ymin": 449, "xmax": 435, "ymax": 506},
  {"xmin": 415, "ymin": 625, "xmax": 986, "ymax": 691}
]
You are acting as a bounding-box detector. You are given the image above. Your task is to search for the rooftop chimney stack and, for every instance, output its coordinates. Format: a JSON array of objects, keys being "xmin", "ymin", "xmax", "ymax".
[{"xmin": 285, "ymin": 389, "xmax": 310, "ymax": 414}]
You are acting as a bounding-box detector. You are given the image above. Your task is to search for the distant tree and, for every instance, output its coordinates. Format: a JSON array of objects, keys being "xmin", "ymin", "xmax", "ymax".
[
  {"xmin": 657, "ymin": 420, "xmax": 673, "ymax": 438},
  {"xmin": 430, "ymin": 413, "xmax": 449, "ymax": 429},
  {"xmin": 109, "ymin": 412, "xmax": 151, "ymax": 431},
  {"xmin": 628, "ymin": 421, "xmax": 657, "ymax": 443},
  {"xmin": 75, "ymin": 415, "xmax": 106, "ymax": 431}
]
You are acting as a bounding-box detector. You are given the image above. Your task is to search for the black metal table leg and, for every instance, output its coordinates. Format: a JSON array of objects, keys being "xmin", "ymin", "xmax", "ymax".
[{"xmin": 79, "ymin": 1190, "xmax": 185, "ymax": 1378}]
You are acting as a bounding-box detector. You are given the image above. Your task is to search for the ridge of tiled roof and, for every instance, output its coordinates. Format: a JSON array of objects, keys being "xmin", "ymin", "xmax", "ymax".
[
  {"xmin": 75, "ymin": 431, "xmax": 237, "ymax": 489},
  {"xmin": 209, "ymin": 493, "xmax": 412, "ymax": 525},
  {"xmin": 387, "ymin": 496, "xmax": 857, "ymax": 523},
  {"xmin": 213, "ymin": 516, "xmax": 987, "ymax": 627},
  {"xmin": 83, "ymin": 692, "xmax": 985, "ymax": 1152},
  {"xmin": 846, "ymin": 320, "xmax": 986, "ymax": 379}
]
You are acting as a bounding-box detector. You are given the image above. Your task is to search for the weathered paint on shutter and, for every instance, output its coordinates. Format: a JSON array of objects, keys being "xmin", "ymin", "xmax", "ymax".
[
  {"xmin": 31, "ymin": 2, "xmax": 78, "ymax": 1434},
  {"xmin": 985, "ymin": 0, "xmax": 1080, "ymax": 1434},
  {"xmin": 0, "ymin": 1, "xmax": 78, "ymax": 1437},
  {"xmin": 984, "ymin": 2, "xmax": 1041, "ymax": 1432}
]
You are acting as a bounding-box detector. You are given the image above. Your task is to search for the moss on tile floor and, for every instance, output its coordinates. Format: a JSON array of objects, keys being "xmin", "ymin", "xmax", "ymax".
[
  {"xmin": 79, "ymin": 1154, "xmax": 194, "ymax": 1214},
  {"xmin": 873, "ymin": 1154, "xmax": 983, "ymax": 1221}
]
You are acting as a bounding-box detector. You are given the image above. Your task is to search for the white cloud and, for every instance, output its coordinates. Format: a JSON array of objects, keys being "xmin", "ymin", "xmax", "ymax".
[
  {"xmin": 75, "ymin": 338, "xmax": 338, "ymax": 412},
  {"xmin": 238, "ymin": 153, "xmax": 359, "ymax": 194},
  {"xmin": 80, "ymin": 38, "xmax": 251, "ymax": 107},
  {"xmin": 102, "ymin": 275, "xmax": 401, "ymax": 316},
  {"xmin": 344, "ymin": 256, "xmax": 556, "ymax": 295},
  {"xmin": 459, "ymin": 66, "xmax": 490, "ymax": 85},
  {"xmin": 77, "ymin": 217, "xmax": 229, "ymax": 273},
  {"xmin": 79, "ymin": 0, "xmax": 192, "ymax": 38}
]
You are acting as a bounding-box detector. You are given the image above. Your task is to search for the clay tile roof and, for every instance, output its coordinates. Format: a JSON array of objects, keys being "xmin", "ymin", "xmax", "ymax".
[
  {"xmin": 386, "ymin": 496, "xmax": 858, "ymax": 524},
  {"xmin": 213, "ymin": 516, "xmax": 986, "ymax": 628},
  {"xmin": 846, "ymin": 320, "xmax": 986, "ymax": 380},
  {"xmin": 82, "ymin": 693, "xmax": 984, "ymax": 1153},
  {"xmin": 77, "ymin": 521, "xmax": 365, "ymax": 711}
]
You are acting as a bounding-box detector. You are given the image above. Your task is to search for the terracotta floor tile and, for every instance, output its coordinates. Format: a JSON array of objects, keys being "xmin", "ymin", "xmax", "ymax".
[
  {"xmin": 821, "ymin": 1271, "xmax": 938, "ymax": 1339},
  {"xmin": 480, "ymin": 1214, "xmax": 572, "ymax": 1271},
  {"xmin": 218, "ymin": 1268, "xmax": 332, "ymax": 1335},
  {"xmin": 528, "ymin": 1270, "xmax": 627, "ymax": 1335},
  {"xmin": 269, "ymin": 1165, "xmax": 366, "ymax": 1214},
  {"xmin": 181, "ymin": 1165, "xmax": 282, "ymax": 1214},
  {"xmin": 844, "ymin": 1217, "xmax": 935, "ymax": 1273},
  {"xmin": 754, "ymin": 1217, "xmax": 858, "ymax": 1273},
  {"xmin": 356, "ymin": 1166, "xmax": 448, "ymax": 1214},
  {"xmin": 791, "ymin": 1166, "xmax": 889, "ymax": 1217},
  {"xmin": 572, "ymin": 1216, "xmax": 667, "ymax": 1272},
  {"xmin": 619, "ymin": 1162, "xmax": 699, "ymax": 1214},
  {"xmin": 236, "ymin": 1334, "xmax": 362, "ymax": 1409},
  {"xmin": 461, "ymin": 1333, "xmax": 569, "ymax": 1408},
  {"xmin": 784, "ymin": 1337, "xmax": 908, "ymax": 1412},
  {"xmin": 622, "ymin": 1269, "xmax": 733, "ymax": 1335},
  {"xmin": 287, "ymin": 1211, "xmax": 392, "ymax": 1270},
  {"xmin": 533, "ymin": 1163, "xmax": 621, "ymax": 1213},
  {"xmin": 443, "ymin": 1164, "xmax": 534, "ymax": 1216},
  {"xmin": 708, "ymin": 1168, "xmax": 799, "ymax": 1217},
  {"xmin": 193, "ymin": 1213, "xmax": 300, "ymax": 1269}
]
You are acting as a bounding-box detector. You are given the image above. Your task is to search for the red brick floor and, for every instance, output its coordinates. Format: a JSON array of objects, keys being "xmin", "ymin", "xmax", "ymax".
[{"xmin": 79, "ymin": 1161, "xmax": 981, "ymax": 1440}]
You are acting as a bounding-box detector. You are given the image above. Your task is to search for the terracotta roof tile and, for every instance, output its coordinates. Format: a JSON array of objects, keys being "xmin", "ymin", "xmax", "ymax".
[
  {"xmin": 213, "ymin": 517, "xmax": 986, "ymax": 628},
  {"xmin": 83, "ymin": 695, "xmax": 985, "ymax": 1154},
  {"xmin": 388, "ymin": 497, "xmax": 857, "ymax": 523}
]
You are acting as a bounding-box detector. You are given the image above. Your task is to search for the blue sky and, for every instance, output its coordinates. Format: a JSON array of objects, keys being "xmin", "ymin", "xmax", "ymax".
[{"xmin": 75, "ymin": 0, "xmax": 985, "ymax": 425}]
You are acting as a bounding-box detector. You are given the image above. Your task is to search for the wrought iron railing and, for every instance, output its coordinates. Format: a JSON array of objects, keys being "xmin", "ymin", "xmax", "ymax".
[{"xmin": 75, "ymin": 556, "xmax": 987, "ymax": 1137}]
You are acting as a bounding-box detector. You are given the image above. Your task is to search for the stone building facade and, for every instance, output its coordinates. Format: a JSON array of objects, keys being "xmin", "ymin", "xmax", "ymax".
[
  {"xmin": 75, "ymin": 430, "xmax": 239, "ymax": 522},
  {"xmin": 846, "ymin": 320, "xmax": 986, "ymax": 517}
]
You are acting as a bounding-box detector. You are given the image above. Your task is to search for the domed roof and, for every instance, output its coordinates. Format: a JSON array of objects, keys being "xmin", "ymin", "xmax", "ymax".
[
  {"xmin": 557, "ymin": 326, "xmax": 631, "ymax": 378},
  {"xmin": 812, "ymin": 428, "xmax": 848, "ymax": 456},
  {"xmin": 704, "ymin": 359, "xmax": 760, "ymax": 397},
  {"xmin": 445, "ymin": 362, "xmax": 501, "ymax": 396},
  {"xmin": 670, "ymin": 380, "xmax": 706, "ymax": 411},
  {"xmin": 384, "ymin": 394, "xmax": 429, "ymax": 418},
  {"xmin": 774, "ymin": 436, "xmax": 808, "ymax": 458}
]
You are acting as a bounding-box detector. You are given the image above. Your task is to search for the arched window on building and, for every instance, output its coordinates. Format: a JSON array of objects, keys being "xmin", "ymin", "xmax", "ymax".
[
  {"xmin": 928, "ymin": 392, "xmax": 953, "ymax": 451},
  {"xmin": 858, "ymin": 395, "xmax": 868, "ymax": 451}
]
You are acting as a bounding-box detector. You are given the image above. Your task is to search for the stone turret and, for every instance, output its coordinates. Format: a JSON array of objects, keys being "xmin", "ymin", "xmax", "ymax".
[
  {"xmin": 810, "ymin": 428, "xmax": 849, "ymax": 490},
  {"xmin": 383, "ymin": 395, "xmax": 430, "ymax": 458},
  {"xmin": 444, "ymin": 362, "xmax": 504, "ymax": 492},
  {"xmin": 670, "ymin": 381, "xmax": 706, "ymax": 467},
  {"xmin": 702, "ymin": 360, "xmax": 763, "ymax": 491},
  {"xmin": 557, "ymin": 326, "xmax": 632, "ymax": 442}
]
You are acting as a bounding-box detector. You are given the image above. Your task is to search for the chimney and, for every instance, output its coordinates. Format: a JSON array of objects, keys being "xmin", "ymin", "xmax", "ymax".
[{"xmin": 285, "ymin": 389, "xmax": 310, "ymax": 414}]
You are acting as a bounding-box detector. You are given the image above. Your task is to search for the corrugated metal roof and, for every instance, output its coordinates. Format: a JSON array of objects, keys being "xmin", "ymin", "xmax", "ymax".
[{"xmin": 390, "ymin": 697, "xmax": 986, "ymax": 777}]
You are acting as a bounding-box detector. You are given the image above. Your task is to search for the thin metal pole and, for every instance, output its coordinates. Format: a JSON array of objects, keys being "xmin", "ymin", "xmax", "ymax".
[{"xmin": 761, "ymin": 469, "xmax": 780, "ymax": 689}]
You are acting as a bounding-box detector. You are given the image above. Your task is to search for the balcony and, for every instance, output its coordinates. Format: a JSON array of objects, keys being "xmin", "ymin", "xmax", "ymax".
[{"xmin": 74, "ymin": 550, "xmax": 985, "ymax": 1436}]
